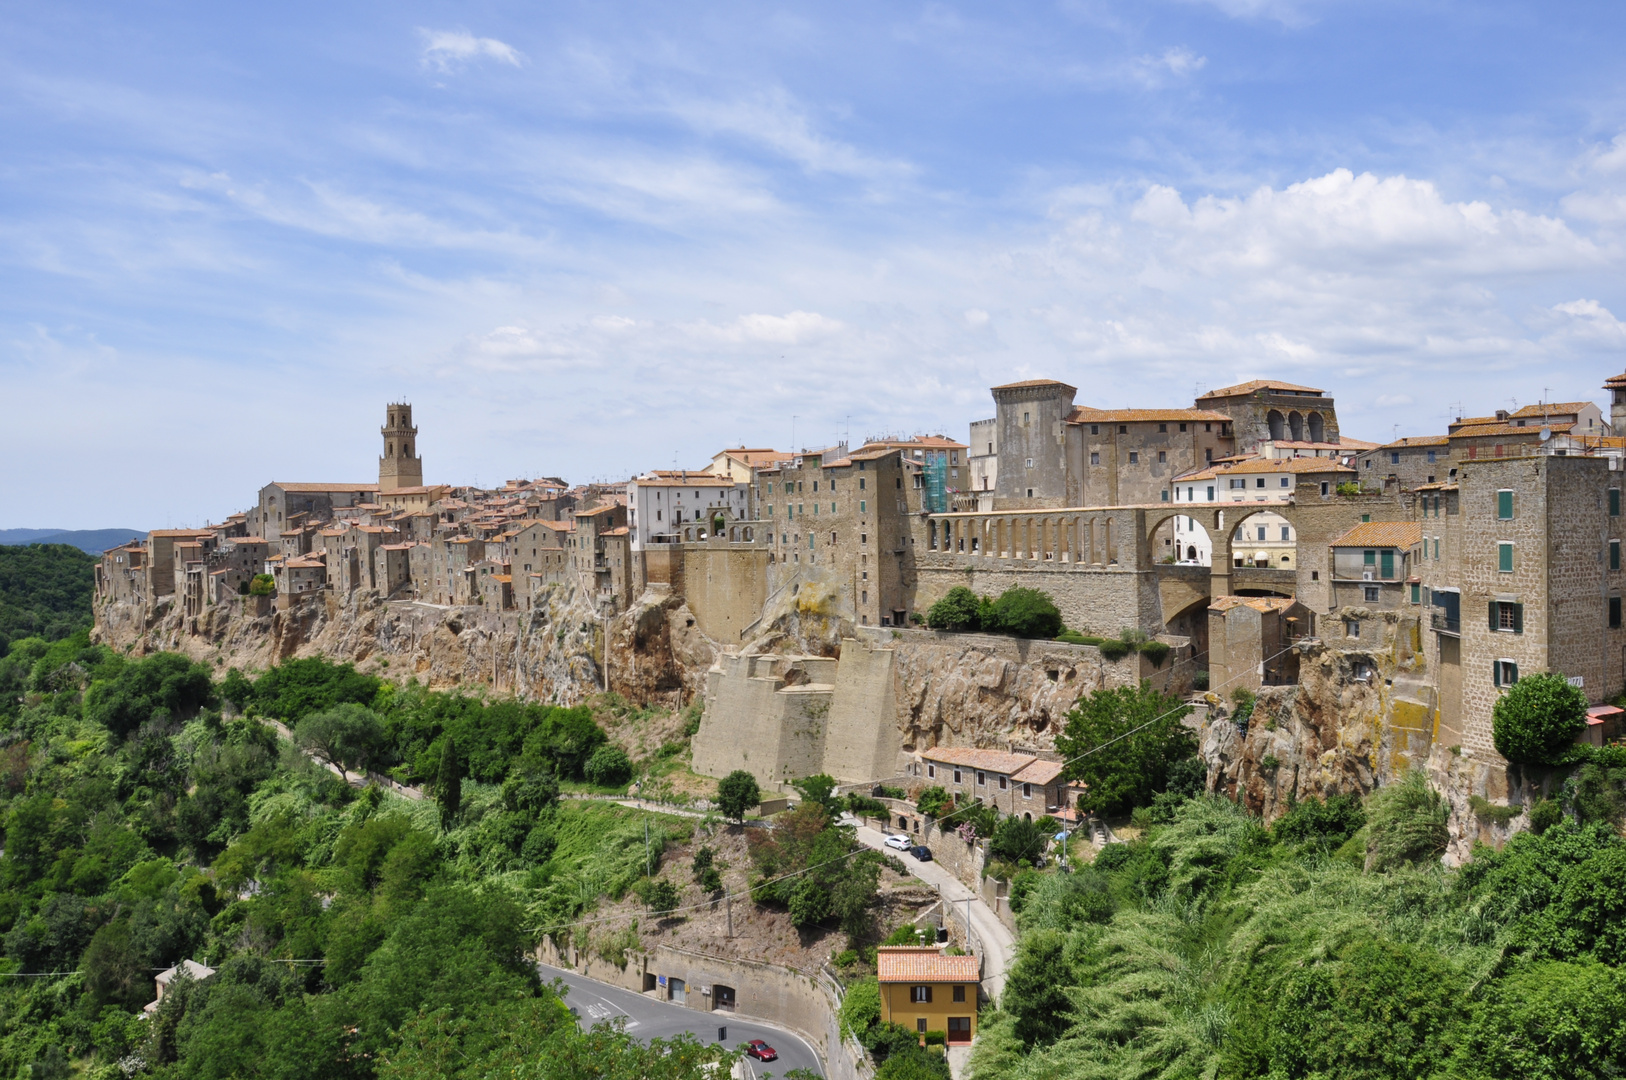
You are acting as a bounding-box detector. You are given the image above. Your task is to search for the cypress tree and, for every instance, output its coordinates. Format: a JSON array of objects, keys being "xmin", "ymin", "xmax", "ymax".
[{"xmin": 437, "ymin": 737, "xmax": 462, "ymax": 828}]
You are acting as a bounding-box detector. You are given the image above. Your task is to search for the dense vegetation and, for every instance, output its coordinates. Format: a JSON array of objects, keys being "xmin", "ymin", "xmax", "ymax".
[
  {"xmin": 925, "ymin": 586, "xmax": 1063, "ymax": 639},
  {"xmin": 0, "ymin": 543, "xmax": 96, "ymax": 656},
  {"xmin": 970, "ymin": 776, "xmax": 1626, "ymax": 1079},
  {"xmin": 0, "ymin": 642, "xmax": 735, "ymax": 1078}
]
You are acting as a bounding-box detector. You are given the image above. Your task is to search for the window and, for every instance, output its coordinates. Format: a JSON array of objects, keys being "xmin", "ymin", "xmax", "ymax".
[
  {"xmin": 917, "ymin": 1018, "xmax": 928, "ymax": 1033},
  {"xmin": 1158, "ymin": 450, "xmax": 1167, "ymax": 463},
  {"xmin": 1207, "ymin": 486, "xmax": 1216, "ymax": 501},
  {"xmin": 1364, "ymin": 550, "xmax": 1376, "ymax": 566},
  {"xmin": 1346, "ymin": 619, "xmax": 1360, "ymax": 638},
  {"xmin": 1613, "ymin": 489, "xmax": 1621, "ymax": 517},
  {"xmin": 1612, "ymin": 597, "xmax": 1622, "ymax": 629},
  {"xmin": 1434, "ymin": 538, "xmax": 1440, "ymax": 559},
  {"xmin": 860, "ymin": 478, "xmax": 866, "ymax": 489},
  {"xmin": 976, "ymin": 771, "xmax": 986, "ymax": 786},
  {"xmin": 1230, "ymin": 479, "xmax": 1246, "ymax": 490},
  {"xmin": 953, "ymin": 769, "xmax": 962, "ymax": 783},
  {"xmin": 998, "ymin": 776, "xmax": 1007, "ymax": 790},
  {"xmin": 927, "ymin": 764, "xmax": 935, "ymax": 778},
  {"xmin": 1391, "ymin": 451, "xmax": 1401, "ymax": 465},
  {"xmin": 1320, "ymin": 481, "xmax": 1329, "ymax": 496},
  {"xmin": 1090, "ymin": 452, "xmax": 1100, "ymax": 465},
  {"xmin": 860, "ymin": 501, "xmax": 867, "ymax": 513},
  {"xmin": 1498, "ymin": 542, "xmax": 1514, "ymax": 573},
  {"xmin": 1129, "ymin": 452, "xmax": 1140, "ymax": 464},
  {"xmin": 1614, "ymin": 540, "xmax": 1621, "ymax": 572},
  {"xmin": 1025, "ymin": 457, "xmax": 1034, "ymax": 468},
  {"xmin": 1365, "ymin": 585, "xmax": 1380, "ymax": 603},
  {"xmin": 1090, "ymin": 424, "xmax": 1100, "ymax": 435},
  {"xmin": 1023, "ymin": 412, "xmax": 1029, "ymax": 424},
  {"xmin": 1492, "ymin": 601, "xmax": 1523, "ymax": 633},
  {"xmin": 1256, "ymin": 478, "xmax": 1266, "ymax": 488},
  {"xmin": 1119, "ymin": 425, "xmax": 1127, "ymax": 434},
  {"xmin": 1280, "ymin": 526, "xmax": 1291, "ymax": 541},
  {"xmin": 1427, "ymin": 450, "xmax": 1437, "ymax": 463},
  {"xmin": 1410, "ymin": 583, "xmax": 1420, "ymax": 603},
  {"xmin": 1159, "ymin": 423, "xmax": 1167, "ymax": 433},
  {"xmin": 1497, "ymin": 490, "xmax": 1514, "ymax": 519},
  {"xmin": 911, "ymin": 986, "xmax": 933, "ymax": 1003},
  {"xmin": 1257, "ymin": 526, "xmax": 1267, "ymax": 541},
  {"xmin": 953, "ymin": 985, "xmax": 966, "ymax": 1003},
  {"xmin": 1022, "ymin": 783, "xmax": 1032, "ymax": 798},
  {"xmin": 1494, "ymin": 660, "xmax": 1519, "ymax": 687}
]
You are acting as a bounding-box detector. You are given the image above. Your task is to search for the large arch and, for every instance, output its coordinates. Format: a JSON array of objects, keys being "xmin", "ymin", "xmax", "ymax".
[
  {"xmin": 1267, "ymin": 409, "xmax": 1285, "ymax": 441},
  {"xmin": 1288, "ymin": 411, "xmax": 1304, "ymax": 441},
  {"xmin": 1307, "ymin": 411, "xmax": 1325, "ymax": 442}
]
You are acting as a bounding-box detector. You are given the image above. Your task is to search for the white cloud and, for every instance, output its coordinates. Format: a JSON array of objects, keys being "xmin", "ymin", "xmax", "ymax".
[
  {"xmin": 1375, "ymin": 394, "xmax": 1414, "ymax": 407},
  {"xmin": 1131, "ymin": 46, "xmax": 1207, "ymax": 85},
  {"xmin": 662, "ymin": 88, "xmax": 913, "ymax": 183},
  {"xmin": 695, "ymin": 310, "xmax": 846, "ymax": 345},
  {"xmin": 418, "ymin": 29, "xmax": 524, "ymax": 72}
]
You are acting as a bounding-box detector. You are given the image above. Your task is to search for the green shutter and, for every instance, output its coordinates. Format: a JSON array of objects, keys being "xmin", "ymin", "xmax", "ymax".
[
  {"xmin": 1508, "ymin": 662, "xmax": 1518, "ymax": 685},
  {"xmin": 1613, "ymin": 540, "xmax": 1621, "ymax": 571},
  {"xmin": 1364, "ymin": 549, "xmax": 1376, "ymax": 565},
  {"xmin": 1490, "ymin": 601, "xmax": 1499, "ymax": 632},
  {"xmin": 1380, "ymin": 550, "xmax": 1395, "ymax": 579},
  {"xmin": 1493, "ymin": 661, "xmax": 1501, "ymax": 687},
  {"xmin": 1499, "ymin": 543, "xmax": 1514, "ymax": 573},
  {"xmin": 1513, "ymin": 603, "xmax": 1523, "ymax": 634},
  {"xmin": 1497, "ymin": 490, "xmax": 1513, "ymax": 519},
  {"xmin": 1410, "ymin": 583, "xmax": 1420, "ymax": 604},
  {"xmin": 1612, "ymin": 489, "xmax": 1621, "ymax": 517}
]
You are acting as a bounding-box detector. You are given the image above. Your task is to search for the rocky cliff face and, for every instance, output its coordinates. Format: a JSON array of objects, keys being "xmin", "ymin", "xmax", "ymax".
[
  {"xmin": 94, "ymin": 583, "xmax": 715, "ymax": 709},
  {"xmin": 1201, "ymin": 638, "xmax": 1529, "ymax": 864}
]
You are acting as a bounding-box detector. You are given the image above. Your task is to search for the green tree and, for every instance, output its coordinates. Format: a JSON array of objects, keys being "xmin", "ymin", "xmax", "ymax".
[
  {"xmin": 1449, "ymin": 960, "xmax": 1626, "ymax": 1079},
  {"xmin": 1493, "ymin": 671, "xmax": 1588, "ymax": 765},
  {"xmin": 988, "ymin": 815, "xmax": 1053, "ymax": 866},
  {"xmin": 82, "ymin": 651, "xmax": 217, "ymax": 738},
  {"xmin": 294, "ymin": 703, "xmax": 385, "ymax": 782},
  {"xmin": 1056, "ymin": 681, "xmax": 1195, "ymax": 816},
  {"xmin": 248, "ymin": 573, "xmax": 275, "ymax": 597},
  {"xmin": 437, "ymin": 738, "xmax": 463, "ymax": 828},
  {"xmin": 250, "ymin": 656, "xmax": 381, "ymax": 724},
  {"xmin": 983, "ymin": 587, "xmax": 1063, "ymax": 639},
  {"xmin": 791, "ymin": 773, "xmax": 842, "ymax": 817},
  {"xmin": 1005, "ymin": 929, "xmax": 1074, "ymax": 1047},
  {"xmin": 583, "ymin": 744, "xmax": 632, "ymax": 787},
  {"xmin": 716, "ymin": 770, "xmax": 761, "ymax": 823},
  {"xmin": 219, "ymin": 668, "xmax": 254, "ymax": 712},
  {"xmin": 926, "ymin": 586, "xmax": 982, "ymax": 631},
  {"xmin": 645, "ymin": 878, "xmax": 682, "ymax": 915}
]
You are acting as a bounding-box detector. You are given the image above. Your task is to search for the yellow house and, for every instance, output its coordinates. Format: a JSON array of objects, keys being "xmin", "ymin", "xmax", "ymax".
[{"xmin": 876, "ymin": 947, "xmax": 980, "ymax": 1045}]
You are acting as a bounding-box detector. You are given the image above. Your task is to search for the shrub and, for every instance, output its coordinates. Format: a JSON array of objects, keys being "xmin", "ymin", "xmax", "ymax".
[
  {"xmin": 1365, "ymin": 770, "xmax": 1448, "ymax": 871},
  {"xmin": 834, "ymin": 948, "xmax": 858, "ymax": 967},
  {"xmin": 248, "ymin": 573, "xmax": 275, "ymax": 597},
  {"xmin": 1056, "ymin": 629, "xmax": 1103, "ymax": 646},
  {"xmin": 838, "ymin": 976, "xmax": 881, "ymax": 1038},
  {"xmin": 1469, "ymin": 795, "xmax": 1521, "ymax": 824},
  {"xmin": 1335, "ymin": 481, "xmax": 1362, "ymax": 497},
  {"xmin": 1261, "ymin": 754, "xmax": 1280, "ymax": 772},
  {"xmin": 915, "ymin": 786, "xmax": 950, "ymax": 818},
  {"xmin": 1193, "ymin": 669, "xmax": 1210, "ymax": 692},
  {"xmin": 643, "ymin": 878, "xmax": 681, "ymax": 914},
  {"xmin": 846, "ymin": 793, "xmax": 887, "ymax": 816},
  {"xmin": 926, "ymin": 587, "xmax": 982, "ymax": 632},
  {"xmin": 924, "ymin": 1030, "xmax": 947, "ymax": 1046},
  {"xmin": 1097, "ymin": 638, "xmax": 1133, "ymax": 661},
  {"xmin": 1273, "ymin": 793, "xmax": 1365, "ymax": 850},
  {"xmin": 989, "ymin": 815, "xmax": 1052, "ymax": 866},
  {"xmin": 1056, "ymin": 681, "xmax": 1196, "ymax": 816},
  {"xmin": 1139, "ymin": 640, "xmax": 1172, "ymax": 668},
  {"xmin": 583, "ymin": 744, "xmax": 632, "ymax": 787},
  {"xmin": 1493, "ymin": 672, "xmax": 1588, "ymax": 765},
  {"xmin": 984, "ymin": 588, "xmax": 1063, "ymax": 639},
  {"xmin": 1530, "ymin": 797, "xmax": 1564, "ymax": 834}
]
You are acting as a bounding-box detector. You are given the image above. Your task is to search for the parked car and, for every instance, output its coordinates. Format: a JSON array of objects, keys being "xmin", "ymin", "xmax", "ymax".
[
  {"xmin": 884, "ymin": 834, "xmax": 912, "ymax": 851},
  {"xmin": 745, "ymin": 1039, "xmax": 778, "ymax": 1062},
  {"xmin": 910, "ymin": 845, "xmax": 933, "ymax": 862}
]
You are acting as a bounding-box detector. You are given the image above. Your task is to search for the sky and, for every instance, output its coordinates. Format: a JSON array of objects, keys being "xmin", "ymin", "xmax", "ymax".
[{"xmin": 4, "ymin": 1, "xmax": 1626, "ymax": 529}]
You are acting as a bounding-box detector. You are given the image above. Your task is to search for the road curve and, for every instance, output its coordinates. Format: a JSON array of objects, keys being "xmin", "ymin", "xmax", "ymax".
[{"xmin": 538, "ymin": 961, "xmax": 825, "ymax": 1077}]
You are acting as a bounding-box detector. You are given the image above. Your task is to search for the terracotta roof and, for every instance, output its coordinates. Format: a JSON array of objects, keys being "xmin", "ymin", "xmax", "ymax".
[
  {"xmin": 1413, "ymin": 482, "xmax": 1459, "ymax": 492},
  {"xmin": 1606, "ymin": 373, "xmax": 1626, "ymax": 390},
  {"xmin": 639, "ymin": 472, "xmax": 739, "ymax": 486},
  {"xmin": 1376, "ymin": 435, "xmax": 1450, "ymax": 449},
  {"xmin": 1510, "ymin": 401, "xmax": 1594, "ymax": 418},
  {"xmin": 1329, "ymin": 521, "xmax": 1424, "ymax": 548},
  {"xmin": 992, "ymin": 378, "xmax": 1077, "ymax": 392},
  {"xmin": 1198, "ymin": 379, "xmax": 1324, "ymax": 399},
  {"xmin": 1450, "ymin": 421, "xmax": 1574, "ymax": 439},
  {"xmin": 1069, "ymin": 407, "xmax": 1231, "ymax": 424},
  {"xmin": 715, "ymin": 448, "xmax": 790, "ymax": 467},
  {"xmin": 267, "ymin": 482, "xmax": 378, "ymax": 492},
  {"xmin": 603, "ymin": 526, "xmax": 629, "ymax": 536},
  {"xmin": 1333, "ymin": 437, "xmax": 1381, "ymax": 450},
  {"xmin": 148, "ymin": 529, "xmax": 213, "ymax": 537},
  {"xmin": 1220, "ymin": 457, "xmax": 1354, "ymax": 475},
  {"xmin": 876, "ymin": 947, "xmax": 981, "ymax": 984},
  {"xmin": 860, "ymin": 436, "xmax": 970, "ymax": 452},
  {"xmin": 1011, "ymin": 759, "xmax": 1065, "ymax": 786},
  {"xmin": 921, "ymin": 746, "xmax": 1037, "ymax": 775}
]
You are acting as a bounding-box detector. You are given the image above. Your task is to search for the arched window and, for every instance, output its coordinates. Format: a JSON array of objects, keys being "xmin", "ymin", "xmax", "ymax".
[
  {"xmin": 387, "ymin": 442, "xmax": 394, "ymax": 457},
  {"xmin": 1267, "ymin": 410, "xmax": 1285, "ymax": 441},
  {"xmin": 1288, "ymin": 411, "xmax": 1304, "ymax": 441},
  {"xmin": 1307, "ymin": 411, "xmax": 1325, "ymax": 442}
]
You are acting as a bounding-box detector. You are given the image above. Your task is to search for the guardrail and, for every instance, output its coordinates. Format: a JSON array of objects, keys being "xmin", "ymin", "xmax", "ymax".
[{"xmin": 1430, "ymin": 611, "xmax": 1461, "ymax": 635}]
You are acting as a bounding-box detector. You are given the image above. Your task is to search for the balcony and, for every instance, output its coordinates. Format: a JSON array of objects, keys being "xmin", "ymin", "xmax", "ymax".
[{"xmin": 1430, "ymin": 610, "xmax": 1461, "ymax": 636}]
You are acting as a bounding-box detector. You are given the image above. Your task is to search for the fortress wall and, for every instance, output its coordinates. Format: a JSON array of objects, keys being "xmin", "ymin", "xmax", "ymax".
[
  {"xmin": 679, "ymin": 544, "xmax": 770, "ymax": 644},
  {"xmin": 821, "ymin": 638, "xmax": 903, "ymax": 783}
]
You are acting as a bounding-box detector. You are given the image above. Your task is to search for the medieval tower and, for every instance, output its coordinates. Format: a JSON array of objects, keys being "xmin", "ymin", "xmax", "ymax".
[{"xmin": 379, "ymin": 403, "xmax": 424, "ymax": 492}]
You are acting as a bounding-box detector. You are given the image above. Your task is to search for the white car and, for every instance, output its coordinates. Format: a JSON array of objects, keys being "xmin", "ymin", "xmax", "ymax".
[{"xmin": 884, "ymin": 834, "xmax": 912, "ymax": 851}]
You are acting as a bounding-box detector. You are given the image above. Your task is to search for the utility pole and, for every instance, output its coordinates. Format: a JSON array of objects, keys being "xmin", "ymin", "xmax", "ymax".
[{"xmin": 644, "ymin": 819, "xmax": 651, "ymax": 877}]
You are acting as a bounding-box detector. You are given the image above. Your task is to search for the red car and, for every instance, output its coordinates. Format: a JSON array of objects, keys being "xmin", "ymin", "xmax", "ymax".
[{"xmin": 745, "ymin": 1039, "xmax": 778, "ymax": 1062}]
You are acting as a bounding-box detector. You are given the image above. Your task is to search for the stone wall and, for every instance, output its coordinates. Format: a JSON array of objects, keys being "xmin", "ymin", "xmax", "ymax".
[
  {"xmin": 822, "ymin": 637, "xmax": 904, "ymax": 784},
  {"xmin": 680, "ymin": 542, "xmax": 772, "ymax": 644},
  {"xmin": 535, "ymin": 938, "xmax": 871, "ymax": 1080}
]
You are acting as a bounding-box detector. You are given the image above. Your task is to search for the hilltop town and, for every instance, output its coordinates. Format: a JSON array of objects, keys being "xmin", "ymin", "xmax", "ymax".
[{"xmin": 93, "ymin": 372, "xmax": 1626, "ymax": 854}]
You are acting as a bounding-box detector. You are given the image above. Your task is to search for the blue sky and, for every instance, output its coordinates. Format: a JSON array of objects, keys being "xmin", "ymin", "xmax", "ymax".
[{"xmin": 4, "ymin": 1, "xmax": 1626, "ymax": 528}]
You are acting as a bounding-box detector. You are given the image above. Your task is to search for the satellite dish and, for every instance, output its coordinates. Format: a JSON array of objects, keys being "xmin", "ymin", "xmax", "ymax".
[{"xmin": 1540, "ymin": 426, "xmax": 1553, "ymax": 441}]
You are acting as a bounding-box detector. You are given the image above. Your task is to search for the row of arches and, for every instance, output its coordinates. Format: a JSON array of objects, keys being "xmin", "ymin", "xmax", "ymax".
[
  {"xmin": 929, "ymin": 514, "xmax": 1120, "ymax": 565},
  {"xmin": 1267, "ymin": 409, "xmax": 1325, "ymax": 443}
]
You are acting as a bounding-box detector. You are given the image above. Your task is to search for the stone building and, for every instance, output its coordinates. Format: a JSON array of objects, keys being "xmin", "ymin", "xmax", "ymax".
[
  {"xmin": 627, "ymin": 472, "xmax": 750, "ymax": 552},
  {"xmin": 254, "ymin": 482, "xmax": 377, "ymax": 546},
  {"xmin": 1196, "ymin": 379, "xmax": 1340, "ymax": 451},
  {"xmin": 967, "ymin": 418, "xmax": 997, "ymax": 509},
  {"xmin": 916, "ymin": 747, "xmax": 1067, "ymax": 821},
  {"xmin": 1357, "ymin": 436, "xmax": 1451, "ymax": 491}
]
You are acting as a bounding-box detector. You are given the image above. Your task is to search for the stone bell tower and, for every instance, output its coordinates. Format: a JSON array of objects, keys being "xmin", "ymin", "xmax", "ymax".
[
  {"xmin": 1605, "ymin": 371, "xmax": 1626, "ymax": 436},
  {"xmin": 379, "ymin": 403, "xmax": 424, "ymax": 493}
]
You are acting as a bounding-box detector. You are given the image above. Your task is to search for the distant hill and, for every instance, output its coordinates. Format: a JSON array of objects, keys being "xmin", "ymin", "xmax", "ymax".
[
  {"xmin": 0, "ymin": 543, "xmax": 98, "ymax": 655},
  {"xmin": 0, "ymin": 528, "xmax": 145, "ymax": 554}
]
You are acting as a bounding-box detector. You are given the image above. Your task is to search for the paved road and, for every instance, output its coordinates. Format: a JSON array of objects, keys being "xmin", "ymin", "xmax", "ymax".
[
  {"xmin": 849, "ymin": 820, "xmax": 1017, "ymax": 1002},
  {"xmin": 539, "ymin": 962, "xmax": 824, "ymax": 1078}
]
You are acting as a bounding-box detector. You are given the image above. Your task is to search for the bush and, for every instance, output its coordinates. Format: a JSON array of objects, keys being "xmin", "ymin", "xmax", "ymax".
[
  {"xmin": 1056, "ymin": 681, "xmax": 1196, "ymax": 816},
  {"xmin": 926, "ymin": 587, "xmax": 982, "ymax": 631},
  {"xmin": 983, "ymin": 588, "xmax": 1063, "ymax": 639},
  {"xmin": 1335, "ymin": 481, "xmax": 1362, "ymax": 496},
  {"xmin": 1493, "ymin": 672, "xmax": 1588, "ymax": 765},
  {"xmin": 1193, "ymin": 669, "xmax": 1210, "ymax": 692},
  {"xmin": 1139, "ymin": 640, "xmax": 1171, "ymax": 668},
  {"xmin": 644, "ymin": 878, "xmax": 682, "ymax": 914},
  {"xmin": 583, "ymin": 744, "xmax": 632, "ymax": 787},
  {"xmin": 924, "ymin": 1029, "xmax": 947, "ymax": 1046},
  {"xmin": 248, "ymin": 574, "xmax": 275, "ymax": 597},
  {"xmin": 1366, "ymin": 770, "xmax": 1448, "ymax": 871},
  {"xmin": 838, "ymin": 976, "xmax": 880, "ymax": 1038},
  {"xmin": 1273, "ymin": 794, "xmax": 1365, "ymax": 850},
  {"xmin": 915, "ymin": 786, "xmax": 950, "ymax": 818},
  {"xmin": 989, "ymin": 816, "xmax": 1052, "ymax": 866},
  {"xmin": 1097, "ymin": 638, "xmax": 1133, "ymax": 661},
  {"xmin": 1530, "ymin": 796, "xmax": 1564, "ymax": 834}
]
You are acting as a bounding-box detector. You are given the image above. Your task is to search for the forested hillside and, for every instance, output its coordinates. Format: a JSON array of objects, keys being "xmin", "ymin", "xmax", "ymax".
[
  {"xmin": 0, "ymin": 642, "xmax": 736, "ymax": 1079},
  {"xmin": 970, "ymin": 778, "xmax": 1626, "ymax": 1079},
  {"xmin": 0, "ymin": 543, "xmax": 96, "ymax": 655}
]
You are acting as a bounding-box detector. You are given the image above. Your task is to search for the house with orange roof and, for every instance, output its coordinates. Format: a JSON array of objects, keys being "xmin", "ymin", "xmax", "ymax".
[
  {"xmin": 626, "ymin": 471, "xmax": 749, "ymax": 554},
  {"xmin": 916, "ymin": 746, "xmax": 1068, "ymax": 821},
  {"xmin": 876, "ymin": 947, "xmax": 980, "ymax": 1044}
]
